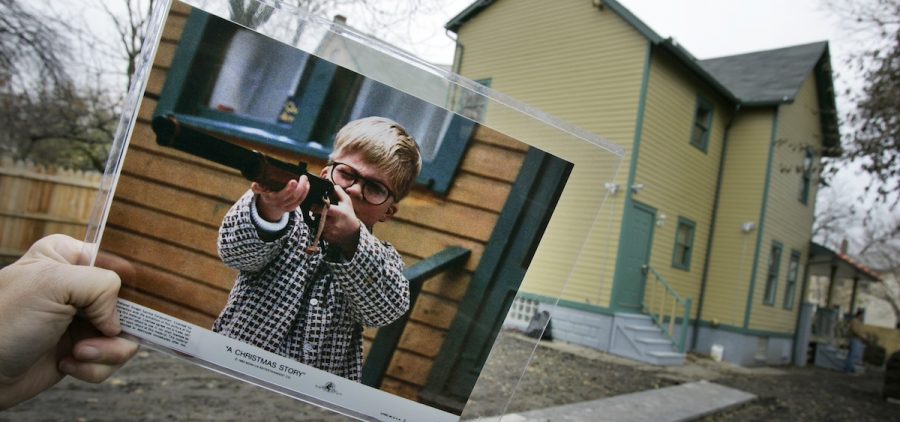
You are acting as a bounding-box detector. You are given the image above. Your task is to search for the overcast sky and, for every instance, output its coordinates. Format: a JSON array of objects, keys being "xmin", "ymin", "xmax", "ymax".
[
  {"xmin": 397, "ymin": 0, "xmax": 853, "ymax": 102},
  {"xmin": 416, "ymin": 0, "xmax": 845, "ymax": 60}
]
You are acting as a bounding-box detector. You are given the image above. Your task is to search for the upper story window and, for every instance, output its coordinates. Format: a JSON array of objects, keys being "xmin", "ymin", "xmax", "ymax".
[
  {"xmin": 671, "ymin": 217, "xmax": 696, "ymax": 271},
  {"xmin": 783, "ymin": 250, "xmax": 801, "ymax": 310},
  {"xmin": 799, "ymin": 148, "xmax": 814, "ymax": 205},
  {"xmin": 155, "ymin": 9, "xmax": 475, "ymax": 194},
  {"xmin": 690, "ymin": 96, "xmax": 713, "ymax": 152},
  {"xmin": 763, "ymin": 241, "xmax": 783, "ymax": 306}
]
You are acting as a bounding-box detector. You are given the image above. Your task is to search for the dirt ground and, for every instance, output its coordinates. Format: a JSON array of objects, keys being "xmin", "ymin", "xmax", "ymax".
[{"xmin": 4, "ymin": 332, "xmax": 898, "ymax": 421}]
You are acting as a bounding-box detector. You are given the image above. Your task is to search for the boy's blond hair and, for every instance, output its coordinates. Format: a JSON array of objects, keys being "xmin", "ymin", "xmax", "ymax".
[{"xmin": 331, "ymin": 116, "xmax": 422, "ymax": 200}]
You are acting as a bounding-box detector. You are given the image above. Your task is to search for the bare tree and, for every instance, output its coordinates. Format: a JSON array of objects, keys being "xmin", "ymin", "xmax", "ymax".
[
  {"xmin": 854, "ymin": 214, "xmax": 900, "ymax": 323},
  {"xmin": 98, "ymin": 0, "xmax": 162, "ymax": 90},
  {"xmin": 0, "ymin": 0, "xmax": 120, "ymax": 171},
  {"xmin": 824, "ymin": 0, "xmax": 900, "ymax": 208},
  {"xmin": 813, "ymin": 182, "xmax": 859, "ymax": 249},
  {"xmin": 0, "ymin": 0, "xmax": 71, "ymax": 93},
  {"xmin": 1, "ymin": 80, "xmax": 118, "ymax": 172}
]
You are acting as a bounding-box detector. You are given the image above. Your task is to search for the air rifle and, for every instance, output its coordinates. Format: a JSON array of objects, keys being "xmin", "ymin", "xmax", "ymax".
[{"xmin": 151, "ymin": 114, "xmax": 337, "ymax": 253}]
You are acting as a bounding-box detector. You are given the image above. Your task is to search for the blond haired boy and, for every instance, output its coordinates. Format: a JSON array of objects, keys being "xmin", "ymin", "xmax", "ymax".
[{"xmin": 214, "ymin": 116, "xmax": 421, "ymax": 381}]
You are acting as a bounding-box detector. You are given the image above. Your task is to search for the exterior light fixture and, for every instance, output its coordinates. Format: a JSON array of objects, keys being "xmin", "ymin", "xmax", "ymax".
[
  {"xmin": 605, "ymin": 182, "xmax": 620, "ymax": 195},
  {"xmin": 631, "ymin": 183, "xmax": 645, "ymax": 194}
]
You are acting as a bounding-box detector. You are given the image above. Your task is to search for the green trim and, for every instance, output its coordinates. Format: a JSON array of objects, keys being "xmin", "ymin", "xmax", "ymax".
[
  {"xmin": 601, "ymin": 0, "xmax": 665, "ymax": 44},
  {"xmin": 763, "ymin": 241, "xmax": 784, "ymax": 306},
  {"xmin": 424, "ymin": 115, "xmax": 477, "ymax": 194},
  {"xmin": 671, "ymin": 217, "xmax": 696, "ymax": 271},
  {"xmin": 516, "ymin": 292, "xmax": 616, "ymax": 316},
  {"xmin": 616, "ymin": 201, "xmax": 656, "ymax": 311},
  {"xmin": 813, "ymin": 47, "xmax": 841, "ymax": 153},
  {"xmin": 445, "ymin": 0, "xmax": 496, "ymax": 32},
  {"xmin": 154, "ymin": 10, "xmax": 210, "ymax": 115},
  {"xmin": 693, "ymin": 104, "xmax": 741, "ymax": 352},
  {"xmin": 517, "ymin": 292, "xmax": 794, "ymax": 339},
  {"xmin": 689, "ymin": 95, "xmax": 713, "ymax": 153},
  {"xmin": 744, "ymin": 109, "xmax": 779, "ymax": 328},
  {"xmin": 783, "ymin": 250, "xmax": 801, "ymax": 310},
  {"xmin": 694, "ymin": 319, "xmax": 794, "ymax": 339},
  {"xmin": 610, "ymin": 42, "xmax": 653, "ymax": 311}
]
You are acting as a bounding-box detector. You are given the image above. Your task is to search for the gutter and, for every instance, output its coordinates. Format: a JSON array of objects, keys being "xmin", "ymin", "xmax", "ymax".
[{"xmin": 691, "ymin": 103, "xmax": 741, "ymax": 351}]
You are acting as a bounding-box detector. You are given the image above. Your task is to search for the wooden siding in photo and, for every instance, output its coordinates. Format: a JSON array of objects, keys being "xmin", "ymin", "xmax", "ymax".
[
  {"xmin": 456, "ymin": 0, "xmax": 636, "ymax": 308},
  {"xmin": 748, "ymin": 74, "xmax": 822, "ymax": 333},
  {"xmin": 634, "ymin": 48, "xmax": 734, "ymax": 315},
  {"xmin": 98, "ymin": 3, "xmax": 526, "ymax": 402},
  {"xmin": 703, "ymin": 109, "xmax": 775, "ymax": 328},
  {"xmin": 0, "ymin": 158, "xmax": 100, "ymax": 263}
]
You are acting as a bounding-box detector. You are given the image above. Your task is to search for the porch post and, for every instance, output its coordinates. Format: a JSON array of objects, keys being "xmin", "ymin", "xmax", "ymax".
[
  {"xmin": 825, "ymin": 262, "xmax": 837, "ymax": 307},
  {"xmin": 849, "ymin": 276, "xmax": 860, "ymax": 314}
]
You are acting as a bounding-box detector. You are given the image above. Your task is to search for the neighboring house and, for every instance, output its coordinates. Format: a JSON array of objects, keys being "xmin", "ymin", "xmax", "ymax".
[
  {"xmin": 447, "ymin": 0, "xmax": 841, "ymax": 369},
  {"xmin": 807, "ymin": 243, "xmax": 894, "ymax": 329}
]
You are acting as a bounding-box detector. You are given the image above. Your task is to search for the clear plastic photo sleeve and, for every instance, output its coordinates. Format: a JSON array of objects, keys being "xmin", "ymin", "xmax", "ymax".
[{"xmin": 81, "ymin": 0, "xmax": 625, "ymax": 420}]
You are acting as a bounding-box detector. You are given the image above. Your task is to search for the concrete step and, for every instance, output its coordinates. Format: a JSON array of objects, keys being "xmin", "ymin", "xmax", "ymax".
[
  {"xmin": 611, "ymin": 312, "xmax": 684, "ymax": 366},
  {"xmin": 614, "ymin": 312, "xmax": 653, "ymax": 322},
  {"xmin": 636, "ymin": 337, "xmax": 678, "ymax": 353},
  {"xmin": 648, "ymin": 350, "xmax": 686, "ymax": 366},
  {"xmin": 624, "ymin": 325, "xmax": 670, "ymax": 342}
]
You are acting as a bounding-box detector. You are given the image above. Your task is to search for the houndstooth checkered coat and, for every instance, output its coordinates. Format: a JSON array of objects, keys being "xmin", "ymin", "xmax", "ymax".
[{"xmin": 213, "ymin": 191, "xmax": 410, "ymax": 381}]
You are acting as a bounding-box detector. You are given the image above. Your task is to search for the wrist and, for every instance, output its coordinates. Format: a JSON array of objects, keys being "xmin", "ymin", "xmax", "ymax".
[
  {"xmin": 337, "ymin": 220, "xmax": 362, "ymax": 257},
  {"xmin": 251, "ymin": 196, "xmax": 289, "ymax": 231},
  {"xmin": 253, "ymin": 197, "xmax": 284, "ymax": 222}
]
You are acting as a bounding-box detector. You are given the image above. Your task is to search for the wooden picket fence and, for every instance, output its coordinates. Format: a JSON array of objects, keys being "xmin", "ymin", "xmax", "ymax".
[{"xmin": 0, "ymin": 156, "xmax": 102, "ymax": 264}]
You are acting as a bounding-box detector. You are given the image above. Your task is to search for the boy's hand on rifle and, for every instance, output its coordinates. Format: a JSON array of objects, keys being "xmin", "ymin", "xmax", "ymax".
[
  {"xmin": 323, "ymin": 185, "xmax": 361, "ymax": 256},
  {"xmin": 252, "ymin": 176, "xmax": 310, "ymax": 222}
]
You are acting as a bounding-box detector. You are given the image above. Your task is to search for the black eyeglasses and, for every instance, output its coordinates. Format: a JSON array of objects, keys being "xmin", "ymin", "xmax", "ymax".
[{"xmin": 328, "ymin": 162, "xmax": 395, "ymax": 205}]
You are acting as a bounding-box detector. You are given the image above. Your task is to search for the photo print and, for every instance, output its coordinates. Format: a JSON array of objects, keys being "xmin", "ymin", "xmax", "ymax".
[{"xmin": 87, "ymin": 0, "xmax": 622, "ymax": 420}]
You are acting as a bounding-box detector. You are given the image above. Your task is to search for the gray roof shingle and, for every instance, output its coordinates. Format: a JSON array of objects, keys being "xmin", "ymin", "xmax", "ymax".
[{"xmin": 699, "ymin": 41, "xmax": 828, "ymax": 105}]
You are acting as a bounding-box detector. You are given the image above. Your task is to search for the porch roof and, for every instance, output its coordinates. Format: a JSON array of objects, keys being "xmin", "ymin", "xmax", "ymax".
[{"xmin": 807, "ymin": 242, "xmax": 881, "ymax": 282}]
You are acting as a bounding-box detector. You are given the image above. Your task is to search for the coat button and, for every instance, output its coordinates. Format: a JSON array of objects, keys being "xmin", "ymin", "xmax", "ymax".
[
  {"xmin": 303, "ymin": 344, "xmax": 314, "ymax": 352},
  {"xmin": 310, "ymin": 298, "xmax": 319, "ymax": 306}
]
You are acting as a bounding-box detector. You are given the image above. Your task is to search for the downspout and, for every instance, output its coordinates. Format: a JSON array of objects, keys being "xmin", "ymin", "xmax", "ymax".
[
  {"xmin": 445, "ymin": 29, "xmax": 465, "ymax": 111},
  {"xmin": 691, "ymin": 103, "xmax": 740, "ymax": 351},
  {"xmin": 446, "ymin": 29, "xmax": 465, "ymax": 75},
  {"xmin": 792, "ymin": 254, "xmax": 814, "ymax": 366}
]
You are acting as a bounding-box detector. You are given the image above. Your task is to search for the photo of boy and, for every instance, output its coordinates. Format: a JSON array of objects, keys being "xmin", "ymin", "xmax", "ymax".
[{"xmin": 212, "ymin": 116, "xmax": 422, "ymax": 381}]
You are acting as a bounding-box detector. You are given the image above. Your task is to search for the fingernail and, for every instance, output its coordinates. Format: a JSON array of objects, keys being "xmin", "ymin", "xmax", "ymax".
[{"xmin": 79, "ymin": 346, "xmax": 101, "ymax": 360}]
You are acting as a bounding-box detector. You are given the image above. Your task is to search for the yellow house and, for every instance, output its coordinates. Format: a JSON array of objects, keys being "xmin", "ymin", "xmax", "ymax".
[{"xmin": 447, "ymin": 0, "xmax": 840, "ymax": 367}]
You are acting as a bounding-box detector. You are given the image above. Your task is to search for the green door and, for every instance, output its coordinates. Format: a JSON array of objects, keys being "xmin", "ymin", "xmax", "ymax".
[{"xmin": 616, "ymin": 202, "xmax": 655, "ymax": 311}]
